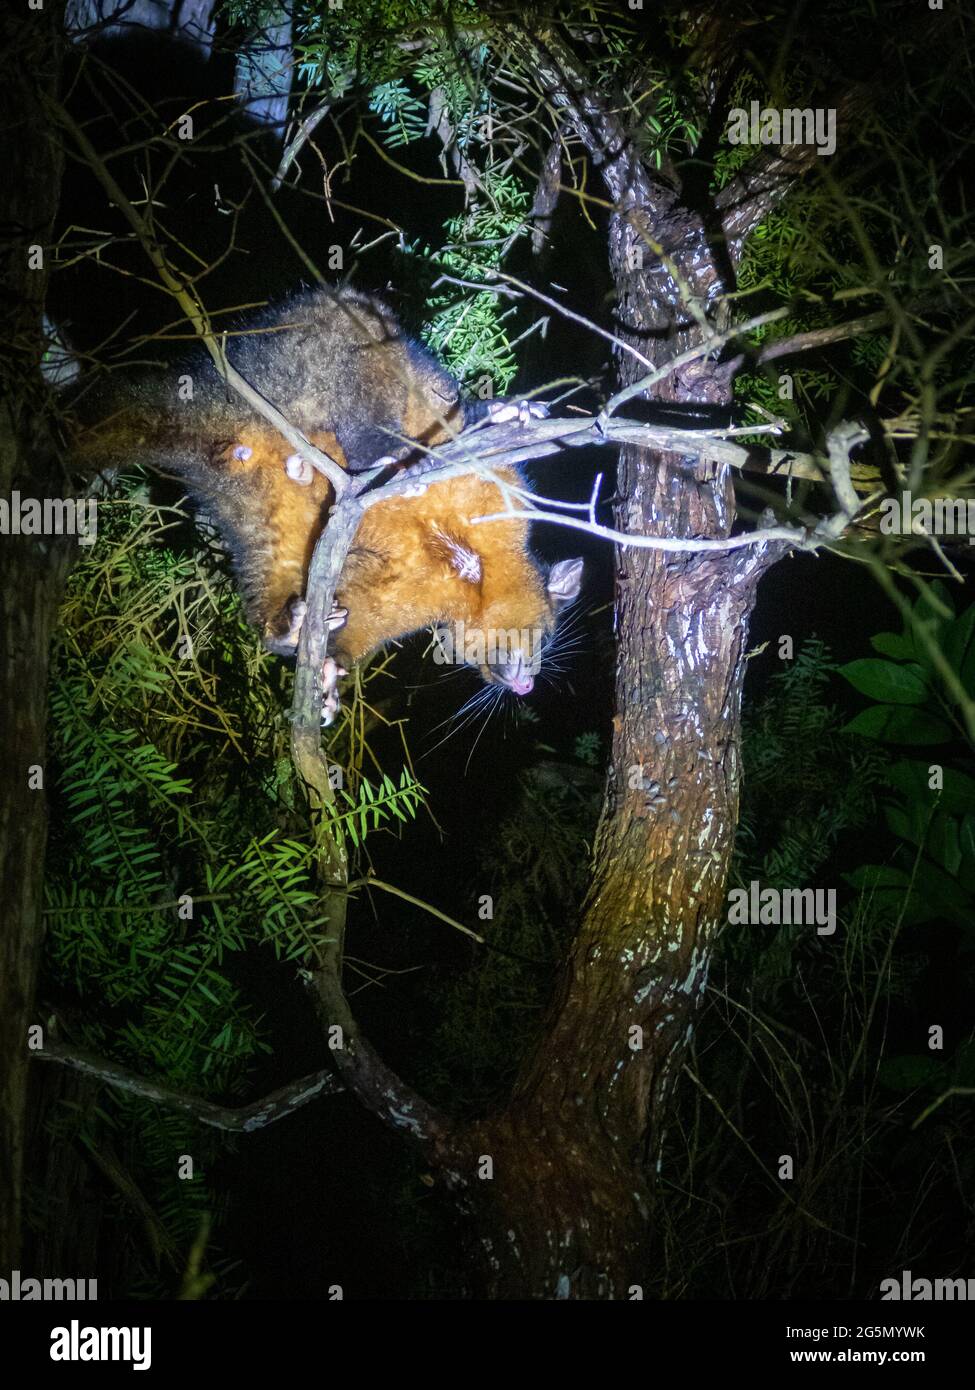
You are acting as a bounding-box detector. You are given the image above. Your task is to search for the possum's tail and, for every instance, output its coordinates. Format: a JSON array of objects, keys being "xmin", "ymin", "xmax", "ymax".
[{"xmin": 67, "ymin": 369, "xmax": 222, "ymax": 481}]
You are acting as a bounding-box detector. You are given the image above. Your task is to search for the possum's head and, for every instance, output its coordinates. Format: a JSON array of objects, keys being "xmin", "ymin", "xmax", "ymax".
[{"xmin": 437, "ymin": 557, "xmax": 583, "ymax": 696}]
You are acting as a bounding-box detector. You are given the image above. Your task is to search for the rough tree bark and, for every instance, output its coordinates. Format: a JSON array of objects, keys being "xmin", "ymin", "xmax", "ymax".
[
  {"xmin": 0, "ymin": 4, "xmax": 70, "ymax": 1267},
  {"xmin": 442, "ymin": 40, "xmax": 792, "ymax": 1298}
]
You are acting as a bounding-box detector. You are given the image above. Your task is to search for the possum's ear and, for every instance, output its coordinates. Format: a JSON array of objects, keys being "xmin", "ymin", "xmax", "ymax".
[{"xmin": 547, "ymin": 558, "xmax": 583, "ymax": 609}]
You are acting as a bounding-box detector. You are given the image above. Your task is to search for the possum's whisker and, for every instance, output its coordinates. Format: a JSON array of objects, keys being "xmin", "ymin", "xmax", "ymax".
[
  {"xmin": 464, "ymin": 685, "xmax": 506, "ymax": 774},
  {"xmin": 427, "ymin": 682, "xmax": 491, "ymax": 735},
  {"xmin": 422, "ymin": 683, "xmax": 497, "ymax": 757},
  {"xmin": 545, "ymin": 610, "xmax": 585, "ymax": 660},
  {"xmin": 404, "ymin": 662, "xmax": 472, "ymax": 693}
]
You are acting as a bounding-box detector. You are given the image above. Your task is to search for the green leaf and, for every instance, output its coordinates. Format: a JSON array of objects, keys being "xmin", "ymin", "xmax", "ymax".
[
  {"xmin": 886, "ymin": 761, "xmax": 975, "ymax": 814},
  {"xmin": 884, "ymin": 802, "xmax": 929, "ymax": 847},
  {"xmin": 910, "ymin": 858, "xmax": 974, "ymax": 918},
  {"xmin": 879, "ymin": 1055, "xmax": 946, "ymax": 1091},
  {"xmin": 951, "ymin": 1040, "xmax": 975, "ymax": 1086},
  {"xmin": 837, "ymin": 658, "xmax": 928, "ymax": 704},
  {"xmin": 960, "ymin": 814, "xmax": 975, "ymax": 867},
  {"xmin": 870, "ymin": 631, "xmax": 915, "ymax": 660},
  {"xmin": 943, "ymin": 604, "xmax": 975, "ymax": 694},
  {"xmin": 842, "ymin": 705, "xmax": 952, "ymax": 743},
  {"xmin": 845, "ymin": 864, "xmax": 912, "ymax": 891},
  {"xmin": 927, "ymin": 812, "xmax": 962, "ymax": 876}
]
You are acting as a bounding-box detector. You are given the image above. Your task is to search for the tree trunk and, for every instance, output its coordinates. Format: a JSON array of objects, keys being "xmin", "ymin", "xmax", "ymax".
[
  {"xmin": 453, "ymin": 190, "xmax": 782, "ymax": 1299},
  {"xmin": 0, "ymin": 3, "xmax": 70, "ymax": 1268}
]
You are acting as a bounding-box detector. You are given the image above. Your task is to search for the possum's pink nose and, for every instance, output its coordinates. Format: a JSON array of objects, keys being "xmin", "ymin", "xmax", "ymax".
[{"xmin": 510, "ymin": 673, "xmax": 534, "ymax": 695}]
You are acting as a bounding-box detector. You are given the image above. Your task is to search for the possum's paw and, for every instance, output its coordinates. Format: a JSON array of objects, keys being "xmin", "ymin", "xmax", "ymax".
[
  {"xmin": 320, "ymin": 655, "xmax": 348, "ymax": 727},
  {"xmin": 393, "ymin": 457, "xmax": 431, "ymax": 496},
  {"xmin": 264, "ymin": 598, "xmax": 307, "ymax": 656},
  {"xmin": 285, "ymin": 453, "xmax": 315, "ymax": 486},
  {"xmin": 264, "ymin": 600, "xmax": 347, "ymax": 658},
  {"xmin": 486, "ymin": 399, "xmax": 549, "ymax": 426}
]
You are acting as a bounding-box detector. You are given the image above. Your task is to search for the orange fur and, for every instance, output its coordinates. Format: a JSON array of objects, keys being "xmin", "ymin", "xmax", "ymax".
[
  {"xmin": 74, "ymin": 286, "xmax": 581, "ymax": 687},
  {"xmin": 234, "ymin": 426, "xmax": 553, "ymax": 666}
]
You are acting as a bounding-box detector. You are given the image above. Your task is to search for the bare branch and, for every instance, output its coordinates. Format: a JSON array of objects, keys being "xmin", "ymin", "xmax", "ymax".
[
  {"xmin": 472, "ymin": 498, "xmax": 806, "ymax": 555},
  {"xmin": 530, "ymin": 125, "xmax": 564, "ymax": 254},
  {"xmin": 734, "ymin": 311, "xmax": 891, "ymax": 369},
  {"xmin": 271, "ymin": 100, "xmax": 332, "ymax": 191},
  {"xmin": 287, "ymin": 497, "xmax": 455, "ymax": 1153},
  {"xmin": 353, "ymin": 411, "xmax": 880, "ymax": 503},
  {"xmin": 716, "ymin": 145, "xmax": 822, "ymax": 264},
  {"xmin": 432, "ymin": 269, "xmax": 657, "ymax": 373},
  {"xmin": 32, "ymin": 1040, "xmax": 343, "ymax": 1132}
]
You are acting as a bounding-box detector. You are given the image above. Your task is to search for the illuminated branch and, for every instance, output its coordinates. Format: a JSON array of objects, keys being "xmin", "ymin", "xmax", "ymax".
[{"xmin": 271, "ymin": 100, "xmax": 333, "ymax": 191}]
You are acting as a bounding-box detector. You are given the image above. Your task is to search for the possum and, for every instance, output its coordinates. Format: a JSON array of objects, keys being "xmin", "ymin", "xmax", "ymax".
[{"xmin": 74, "ymin": 285, "xmax": 583, "ymax": 717}]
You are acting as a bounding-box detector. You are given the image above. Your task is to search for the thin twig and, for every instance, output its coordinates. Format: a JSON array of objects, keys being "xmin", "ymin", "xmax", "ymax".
[{"xmin": 271, "ymin": 100, "xmax": 333, "ymax": 191}]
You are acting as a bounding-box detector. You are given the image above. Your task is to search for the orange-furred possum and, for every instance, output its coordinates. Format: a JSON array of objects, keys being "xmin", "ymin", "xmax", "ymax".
[{"xmin": 75, "ymin": 286, "xmax": 583, "ymax": 709}]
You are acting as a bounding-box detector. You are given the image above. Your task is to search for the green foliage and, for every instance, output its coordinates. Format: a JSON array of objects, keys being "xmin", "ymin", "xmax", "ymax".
[
  {"xmin": 712, "ymin": 14, "xmax": 975, "ymax": 446},
  {"xmin": 292, "ymin": 3, "xmax": 539, "ymax": 391},
  {"xmin": 837, "ymin": 582, "xmax": 975, "ymax": 744},
  {"xmin": 731, "ymin": 639, "xmax": 886, "ymax": 900},
  {"xmin": 41, "ymin": 477, "xmax": 424, "ymax": 1290},
  {"xmin": 369, "ymin": 79, "xmax": 428, "ymax": 146},
  {"xmin": 414, "ymin": 179, "xmax": 532, "ymax": 391},
  {"xmin": 836, "ymin": 590, "xmax": 975, "ymax": 950}
]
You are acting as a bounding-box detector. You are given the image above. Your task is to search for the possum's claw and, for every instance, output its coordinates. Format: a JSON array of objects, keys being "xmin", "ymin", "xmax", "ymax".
[
  {"xmin": 320, "ymin": 655, "xmax": 348, "ymax": 727},
  {"xmin": 394, "ymin": 456, "xmax": 431, "ymax": 497},
  {"xmin": 320, "ymin": 608, "xmax": 348, "ymax": 725},
  {"xmin": 486, "ymin": 399, "xmax": 549, "ymax": 426}
]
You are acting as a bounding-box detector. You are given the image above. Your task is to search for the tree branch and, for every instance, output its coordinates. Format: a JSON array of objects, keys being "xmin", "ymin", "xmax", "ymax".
[
  {"xmin": 288, "ymin": 495, "xmax": 457, "ymax": 1156},
  {"xmin": 716, "ymin": 87, "xmax": 873, "ymax": 260},
  {"xmin": 354, "ymin": 411, "xmax": 882, "ymax": 499},
  {"xmin": 32, "ymin": 1040, "xmax": 343, "ymax": 1132},
  {"xmin": 271, "ymin": 100, "xmax": 333, "ymax": 191}
]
